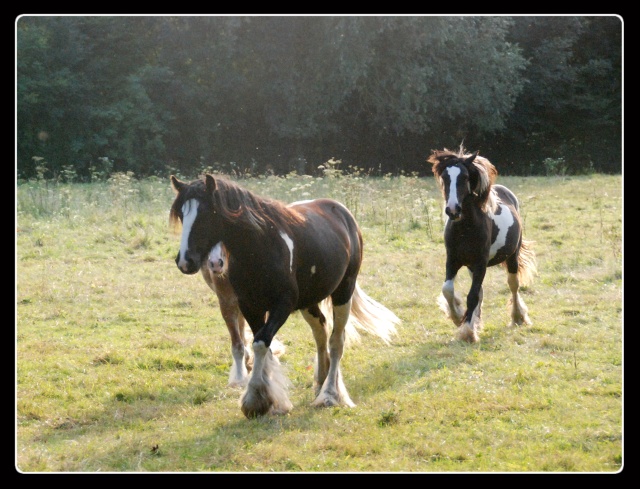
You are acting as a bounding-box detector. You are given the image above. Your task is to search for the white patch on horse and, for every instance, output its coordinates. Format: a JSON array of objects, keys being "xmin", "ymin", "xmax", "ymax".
[
  {"xmin": 444, "ymin": 166, "xmax": 461, "ymax": 213},
  {"xmin": 488, "ymin": 204, "xmax": 514, "ymax": 259},
  {"xmin": 279, "ymin": 231, "xmax": 294, "ymax": 273},
  {"xmin": 207, "ymin": 242, "xmax": 226, "ymax": 273},
  {"xmin": 178, "ymin": 199, "xmax": 199, "ymax": 269},
  {"xmin": 442, "ymin": 279, "xmax": 455, "ymax": 295},
  {"xmin": 289, "ymin": 199, "xmax": 314, "ymax": 206}
]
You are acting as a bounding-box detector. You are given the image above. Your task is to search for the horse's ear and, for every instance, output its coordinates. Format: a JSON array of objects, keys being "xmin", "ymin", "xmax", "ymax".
[
  {"xmin": 464, "ymin": 152, "xmax": 480, "ymax": 192},
  {"xmin": 170, "ymin": 175, "xmax": 186, "ymax": 194},
  {"xmin": 204, "ymin": 174, "xmax": 217, "ymax": 194},
  {"xmin": 463, "ymin": 151, "xmax": 478, "ymax": 168}
]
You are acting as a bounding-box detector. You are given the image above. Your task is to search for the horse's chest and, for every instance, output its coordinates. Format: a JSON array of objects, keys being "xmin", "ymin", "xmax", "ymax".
[{"xmin": 446, "ymin": 204, "xmax": 518, "ymax": 263}]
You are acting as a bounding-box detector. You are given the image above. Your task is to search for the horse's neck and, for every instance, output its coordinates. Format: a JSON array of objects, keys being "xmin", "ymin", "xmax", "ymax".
[
  {"xmin": 460, "ymin": 194, "xmax": 481, "ymax": 213},
  {"xmin": 222, "ymin": 222, "xmax": 258, "ymax": 250}
]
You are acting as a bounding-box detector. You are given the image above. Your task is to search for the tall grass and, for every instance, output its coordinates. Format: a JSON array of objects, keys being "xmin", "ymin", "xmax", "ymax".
[{"xmin": 16, "ymin": 170, "xmax": 622, "ymax": 473}]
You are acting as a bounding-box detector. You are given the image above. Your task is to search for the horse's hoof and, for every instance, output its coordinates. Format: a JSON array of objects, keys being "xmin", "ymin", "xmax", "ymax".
[
  {"xmin": 241, "ymin": 400, "xmax": 271, "ymax": 418},
  {"xmin": 241, "ymin": 399, "xmax": 292, "ymax": 418},
  {"xmin": 240, "ymin": 385, "xmax": 273, "ymax": 418},
  {"xmin": 457, "ymin": 324, "xmax": 479, "ymax": 343},
  {"xmin": 510, "ymin": 315, "xmax": 532, "ymax": 327},
  {"xmin": 311, "ymin": 397, "xmax": 339, "ymax": 408},
  {"xmin": 269, "ymin": 403, "xmax": 293, "ymax": 416},
  {"xmin": 311, "ymin": 393, "xmax": 356, "ymax": 408},
  {"xmin": 241, "ymin": 407, "xmax": 265, "ymax": 419}
]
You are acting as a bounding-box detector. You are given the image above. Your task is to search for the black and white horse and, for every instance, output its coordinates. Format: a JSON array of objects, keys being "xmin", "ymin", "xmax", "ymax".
[
  {"xmin": 427, "ymin": 148, "xmax": 537, "ymax": 343},
  {"xmin": 170, "ymin": 174, "xmax": 400, "ymax": 418}
]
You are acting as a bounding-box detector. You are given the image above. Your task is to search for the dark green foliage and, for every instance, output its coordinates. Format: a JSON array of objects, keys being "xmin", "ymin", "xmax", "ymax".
[
  {"xmin": 492, "ymin": 16, "xmax": 622, "ymax": 174},
  {"xmin": 16, "ymin": 15, "xmax": 622, "ymax": 179}
]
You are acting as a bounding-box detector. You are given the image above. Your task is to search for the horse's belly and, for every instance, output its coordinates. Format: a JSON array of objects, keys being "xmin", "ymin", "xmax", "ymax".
[{"xmin": 295, "ymin": 262, "xmax": 349, "ymax": 309}]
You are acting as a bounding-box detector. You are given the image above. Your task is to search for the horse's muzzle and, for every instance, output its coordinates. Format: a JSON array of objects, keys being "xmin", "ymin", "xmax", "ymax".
[
  {"xmin": 175, "ymin": 253, "xmax": 200, "ymax": 275},
  {"xmin": 445, "ymin": 206, "xmax": 462, "ymax": 221},
  {"xmin": 208, "ymin": 257, "xmax": 225, "ymax": 274}
]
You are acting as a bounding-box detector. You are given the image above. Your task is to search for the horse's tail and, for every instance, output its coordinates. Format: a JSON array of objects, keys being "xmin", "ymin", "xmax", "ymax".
[
  {"xmin": 517, "ymin": 239, "xmax": 537, "ymax": 286},
  {"xmin": 319, "ymin": 283, "xmax": 400, "ymax": 347}
]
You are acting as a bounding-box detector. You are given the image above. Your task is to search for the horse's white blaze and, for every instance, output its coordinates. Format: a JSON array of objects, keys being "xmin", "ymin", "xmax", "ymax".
[
  {"xmin": 177, "ymin": 199, "xmax": 199, "ymax": 269},
  {"xmin": 279, "ymin": 231, "xmax": 294, "ymax": 273},
  {"xmin": 207, "ymin": 242, "xmax": 226, "ymax": 273},
  {"xmin": 444, "ymin": 166, "xmax": 461, "ymax": 213},
  {"xmin": 488, "ymin": 204, "xmax": 514, "ymax": 259}
]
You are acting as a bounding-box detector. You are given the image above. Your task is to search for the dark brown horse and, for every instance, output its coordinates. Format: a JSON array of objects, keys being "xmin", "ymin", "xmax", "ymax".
[
  {"xmin": 170, "ymin": 175, "xmax": 400, "ymax": 418},
  {"xmin": 199, "ymin": 241, "xmax": 285, "ymax": 388},
  {"xmin": 427, "ymin": 148, "xmax": 537, "ymax": 343}
]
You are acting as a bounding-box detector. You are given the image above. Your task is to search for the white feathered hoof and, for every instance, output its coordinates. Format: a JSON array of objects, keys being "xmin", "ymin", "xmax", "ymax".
[
  {"xmin": 509, "ymin": 312, "xmax": 532, "ymax": 327},
  {"xmin": 240, "ymin": 384, "xmax": 273, "ymax": 418},
  {"xmin": 311, "ymin": 392, "xmax": 356, "ymax": 408},
  {"xmin": 457, "ymin": 322, "xmax": 480, "ymax": 343},
  {"xmin": 240, "ymin": 383, "xmax": 293, "ymax": 418},
  {"xmin": 228, "ymin": 374, "xmax": 249, "ymax": 389},
  {"xmin": 311, "ymin": 371, "xmax": 356, "ymax": 408},
  {"xmin": 509, "ymin": 296, "xmax": 532, "ymax": 327},
  {"xmin": 239, "ymin": 344, "xmax": 293, "ymax": 418}
]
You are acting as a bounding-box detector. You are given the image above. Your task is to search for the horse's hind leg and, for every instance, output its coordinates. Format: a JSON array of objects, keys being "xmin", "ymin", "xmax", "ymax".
[
  {"xmin": 505, "ymin": 253, "xmax": 531, "ymax": 326},
  {"xmin": 311, "ymin": 299, "xmax": 356, "ymax": 408},
  {"xmin": 300, "ymin": 305, "xmax": 330, "ymax": 397},
  {"xmin": 507, "ymin": 270, "xmax": 531, "ymax": 327}
]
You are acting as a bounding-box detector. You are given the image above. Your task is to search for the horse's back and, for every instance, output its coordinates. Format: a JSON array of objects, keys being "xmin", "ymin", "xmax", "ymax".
[
  {"xmin": 289, "ymin": 198, "xmax": 362, "ymax": 308},
  {"xmin": 291, "ymin": 198, "xmax": 361, "ymax": 246},
  {"xmin": 486, "ymin": 184, "xmax": 523, "ymax": 267},
  {"xmin": 292, "ymin": 198, "xmax": 357, "ymax": 224},
  {"xmin": 494, "ymin": 184, "xmax": 519, "ymax": 211}
]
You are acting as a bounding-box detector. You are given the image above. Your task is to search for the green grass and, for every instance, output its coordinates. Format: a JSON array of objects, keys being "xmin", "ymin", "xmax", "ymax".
[{"xmin": 16, "ymin": 172, "xmax": 622, "ymax": 473}]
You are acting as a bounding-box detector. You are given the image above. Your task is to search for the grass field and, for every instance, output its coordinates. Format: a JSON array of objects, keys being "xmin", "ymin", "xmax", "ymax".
[{"xmin": 16, "ymin": 171, "xmax": 623, "ymax": 473}]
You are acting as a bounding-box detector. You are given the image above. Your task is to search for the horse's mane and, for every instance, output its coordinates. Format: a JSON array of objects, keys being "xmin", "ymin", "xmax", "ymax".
[
  {"xmin": 214, "ymin": 177, "xmax": 306, "ymax": 232},
  {"xmin": 170, "ymin": 175, "xmax": 305, "ymax": 234},
  {"xmin": 427, "ymin": 146, "xmax": 498, "ymax": 213}
]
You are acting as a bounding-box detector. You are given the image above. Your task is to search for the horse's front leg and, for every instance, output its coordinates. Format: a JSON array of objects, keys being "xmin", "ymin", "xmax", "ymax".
[
  {"xmin": 240, "ymin": 305, "xmax": 293, "ymax": 418},
  {"xmin": 458, "ymin": 265, "xmax": 487, "ymax": 343},
  {"xmin": 439, "ymin": 260, "xmax": 465, "ymax": 326},
  {"xmin": 311, "ymin": 298, "xmax": 355, "ymax": 408}
]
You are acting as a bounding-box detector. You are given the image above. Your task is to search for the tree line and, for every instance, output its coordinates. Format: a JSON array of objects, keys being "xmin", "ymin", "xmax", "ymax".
[{"xmin": 16, "ymin": 15, "xmax": 622, "ymax": 180}]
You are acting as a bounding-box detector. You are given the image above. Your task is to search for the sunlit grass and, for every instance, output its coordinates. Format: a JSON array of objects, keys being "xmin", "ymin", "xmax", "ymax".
[{"xmin": 16, "ymin": 172, "xmax": 622, "ymax": 473}]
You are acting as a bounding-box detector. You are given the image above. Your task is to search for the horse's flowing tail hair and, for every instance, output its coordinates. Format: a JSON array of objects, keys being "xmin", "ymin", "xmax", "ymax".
[
  {"xmin": 319, "ymin": 283, "xmax": 400, "ymax": 347},
  {"xmin": 514, "ymin": 239, "xmax": 537, "ymax": 287}
]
